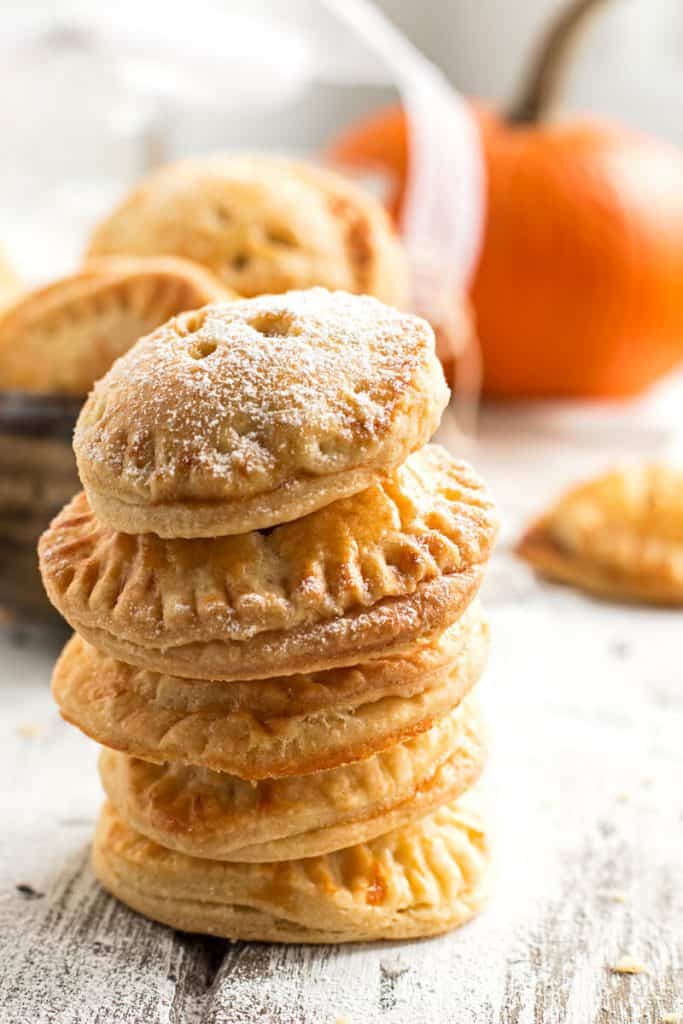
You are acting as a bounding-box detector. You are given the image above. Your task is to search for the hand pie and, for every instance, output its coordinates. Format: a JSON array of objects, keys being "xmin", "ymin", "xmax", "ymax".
[
  {"xmin": 98, "ymin": 696, "xmax": 485, "ymax": 862},
  {"xmin": 93, "ymin": 795, "xmax": 490, "ymax": 942},
  {"xmin": 74, "ymin": 289, "xmax": 449, "ymax": 537},
  {"xmin": 52, "ymin": 604, "xmax": 487, "ymax": 778},
  {"xmin": 86, "ymin": 154, "xmax": 408, "ymax": 307},
  {"xmin": 40, "ymin": 446, "xmax": 498, "ymax": 680},
  {"xmin": 0, "ymin": 257, "xmax": 231, "ymax": 395},
  {"xmin": 516, "ymin": 462, "xmax": 683, "ymax": 605}
]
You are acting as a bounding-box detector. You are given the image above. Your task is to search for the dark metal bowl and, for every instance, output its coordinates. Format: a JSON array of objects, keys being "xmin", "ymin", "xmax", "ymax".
[{"xmin": 0, "ymin": 389, "xmax": 84, "ymax": 622}]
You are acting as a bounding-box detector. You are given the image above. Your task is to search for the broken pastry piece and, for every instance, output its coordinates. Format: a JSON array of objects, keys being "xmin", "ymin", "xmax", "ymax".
[{"xmin": 516, "ymin": 463, "xmax": 683, "ymax": 605}]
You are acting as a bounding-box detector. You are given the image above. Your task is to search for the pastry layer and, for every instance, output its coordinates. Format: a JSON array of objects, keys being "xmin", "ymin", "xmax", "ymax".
[
  {"xmin": 53, "ymin": 604, "xmax": 488, "ymax": 777},
  {"xmin": 40, "ymin": 446, "xmax": 498, "ymax": 679},
  {"xmin": 93, "ymin": 795, "xmax": 490, "ymax": 943},
  {"xmin": 99, "ymin": 695, "xmax": 485, "ymax": 861}
]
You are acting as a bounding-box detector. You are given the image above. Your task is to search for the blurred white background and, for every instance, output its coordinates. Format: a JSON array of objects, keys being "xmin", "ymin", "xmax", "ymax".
[{"xmin": 2, "ymin": 0, "xmax": 683, "ymax": 281}]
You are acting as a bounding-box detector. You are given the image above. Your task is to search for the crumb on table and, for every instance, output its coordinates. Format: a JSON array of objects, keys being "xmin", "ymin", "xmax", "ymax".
[
  {"xmin": 610, "ymin": 956, "xmax": 647, "ymax": 975},
  {"xmin": 16, "ymin": 723, "xmax": 42, "ymax": 738}
]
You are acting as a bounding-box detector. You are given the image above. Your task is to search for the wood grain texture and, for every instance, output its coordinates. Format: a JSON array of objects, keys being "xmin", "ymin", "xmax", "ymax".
[{"xmin": 1, "ymin": 416, "xmax": 681, "ymax": 1023}]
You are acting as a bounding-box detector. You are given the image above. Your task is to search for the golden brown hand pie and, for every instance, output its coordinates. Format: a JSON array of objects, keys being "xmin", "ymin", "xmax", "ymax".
[
  {"xmin": 52, "ymin": 604, "xmax": 487, "ymax": 778},
  {"xmin": 93, "ymin": 795, "xmax": 490, "ymax": 943},
  {"xmin": 74, "ymin": 289, "xmax": 449, "ymax": 537},
  {"xmin": 40, "ymin": 446, "xmax": 498, "ymax": 680},
  {"xmin": 86, "ymin": 154, "xmax": 408, "ymax": 306},
  {"xmin": 99, "ymin": 696, "xmax": 485, "ymax": 862},
  {"xmin": 516, "ymin": 462, "xmax": 683, "ymax": 605},
  {"xmin": 0, "ymin": 257, "xmax": 231, "ymax": 395}
]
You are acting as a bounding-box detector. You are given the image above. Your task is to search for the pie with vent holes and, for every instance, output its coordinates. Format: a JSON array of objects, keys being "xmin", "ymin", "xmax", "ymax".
[
  {"xmin": 516, "ymin": 462, "xmax": 683, "ymax": 605},
  {"xmin": 86, "ymin": 154, "xmax": 409, "ymax": 306},
  {"xmin": 39, "ymin": 446, "xmax": 498, "ymax": 680},
  {"xmin": 74, "ymin": 288, "xmax": 449, "ymax": 537},
  {"xmin": 0, "ymin": 256, "xmax": 231, "ymax": 395},
  {"xmin": 98, "ymin": 695, "xmax": 485, "ymax": 862},
  {"xmin": 93, "ymin": 793, "xmax": 490, "ymax": 942},
  {"xmin": 52, "ymin": 603, "xmax": 488, "ymax": 778}
]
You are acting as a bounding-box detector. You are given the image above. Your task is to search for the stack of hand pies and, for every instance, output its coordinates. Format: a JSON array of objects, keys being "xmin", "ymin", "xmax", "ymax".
[{"xmin": 39, "ymin": 288, "xmax": 499, "ymax": 944}]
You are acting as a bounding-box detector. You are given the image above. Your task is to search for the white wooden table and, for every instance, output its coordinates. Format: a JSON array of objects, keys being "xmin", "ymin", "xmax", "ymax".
[{"xmin": 1, "ymin": 411, "xmax": 681, "ymax": 1023}]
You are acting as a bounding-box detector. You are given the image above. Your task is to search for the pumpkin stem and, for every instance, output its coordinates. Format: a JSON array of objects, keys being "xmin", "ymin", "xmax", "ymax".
[{"xmin": 507, "ymin": 0, "xmax": 614, "ymax": 124}]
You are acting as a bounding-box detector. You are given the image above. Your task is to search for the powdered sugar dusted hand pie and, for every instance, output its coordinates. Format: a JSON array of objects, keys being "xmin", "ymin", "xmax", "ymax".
[
  {"xmin": 74, "ymin": 289, "xmax": 449, "ymax": 537},
  {"xmin": 516, "ymin": 462, "xmax": 683, "ymax": 605},
  {"xmin": 52, "ymin": 604, "xmax": 487, "ymax": 778},
  {"xmin": 86, "ymin": 155, "xmax": 408, "ymax": 306},
  {"xmin": 93, "ymin": 794, "xmax": 490, "ymax": 943},
  {"xmin": 0, "ymin": 257, "xmax": 231, "ymax": 395},
  {"xmin": 40, "ymin": 446, "xmax": 498, "ymax": 680},
  {"xmin": 98, "ymin": 696, "xmax": 485, "ymax": 862}
]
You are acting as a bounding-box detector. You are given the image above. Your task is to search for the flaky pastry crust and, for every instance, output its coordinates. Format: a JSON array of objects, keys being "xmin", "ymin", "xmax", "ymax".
[
  {"xmin": 0, "ymin": 257, "xmax": 231, "ymax": 394},
  {"xmin": 40, "ymin": 446, "xmax": 498, "ymax": 679},
  {"xmin": 86, "ymin": 154, "xmax": 408, "ymax": 306},
  {"xmin": 74, "ymin": 289, "xmax": 449, "ymax": 537},
  {"xmin": 516, "ymin": 462, "xmax": 683, "ymax": 605},
  {"xmin": 99, "ymin": 696, "xmax": 485, "ymax": 861},
  {"xmin": 52, "ymin": 604, "xmax": 487, "ymax": 777},
  {"xmin": 93, "ymin": 795, "xmax": 490, "ymax": 943}
]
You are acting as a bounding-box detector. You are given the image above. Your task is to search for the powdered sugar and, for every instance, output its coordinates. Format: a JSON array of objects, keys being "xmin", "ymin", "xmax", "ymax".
[{"xmin": 75, "ymin": 289, "xmax": 448, "ymax": 514}]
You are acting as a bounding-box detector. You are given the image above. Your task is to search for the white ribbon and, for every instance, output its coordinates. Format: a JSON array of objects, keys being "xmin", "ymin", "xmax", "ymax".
[{"xmin": 320, "ymin": 0, "xmax": 486, "ymax": 431}]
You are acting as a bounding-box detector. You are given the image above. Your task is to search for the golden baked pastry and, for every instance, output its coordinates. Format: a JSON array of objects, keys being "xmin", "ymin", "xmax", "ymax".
[
  {"xmin": 86, "ymin": 155, "xmax": 408, "ymax": 306},
  {"xmin": 74, "ymin": 289, "xmax": 449, "ymax": 537},
  {"xmin": 52, "ymin": 604, "xmax": 487, "ymax": 777},
  {"xmin": 516, "ymin": 463, "xmax": 683, "ymax": 605},
  {"xmin": 99, "ymin": 696, "xmax": 485, "ymax": 862},
  {"xmin": 0, "ymin": 257, "xmax": 231, "ymax": 395},
  {"xmin": 93, "ymin": 795, "xmax": 490, "ymax": 942},
  {"xmin": 40, "ymin": 446, "xmax": 498, "ymax": 680}
]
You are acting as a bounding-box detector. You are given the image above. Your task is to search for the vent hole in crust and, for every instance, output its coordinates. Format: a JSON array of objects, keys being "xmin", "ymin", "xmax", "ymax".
[
  {"xmin": 214, "ymin": 204, "xmax": 232, "ymax": 224},
  {"xmin": 232, "ymin": 252, "xmax": 250, "ymax": 271},
  {"xmin": 248, "ymin": 313, "xmax": 294, "ymax": 338},
  {"xmin": 177, "ymin": 310, "xmax": 207, "ymax": 336},
  {"xmin": 266, "ymin": 227, "xmax": 295, "ymax": 247},
  {"xmin": 188, "ymin": 339, "xmax": 218, "ymax": 360}
]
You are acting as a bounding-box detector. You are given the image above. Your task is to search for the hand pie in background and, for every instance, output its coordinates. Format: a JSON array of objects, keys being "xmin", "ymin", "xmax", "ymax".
[
  {"xmin": 0, "ymin": 257, "xmax": 231, "ymax": 620},
  {"xmin": 86, "ymin": 155, "xmax": 409, "ymax": 308},
  {"xmin": 516, "ymin": 463, "xmax": 683, "ymax": 606},
  {"xmin": 0, "ymin": 256, "xmax": 231, "ymax": 395}
]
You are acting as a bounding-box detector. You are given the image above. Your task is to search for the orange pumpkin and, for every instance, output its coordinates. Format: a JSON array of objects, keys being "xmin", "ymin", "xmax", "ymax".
[{"xmin": 327, "ymin": 0, "xmax": 683, "ymax": 399}]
